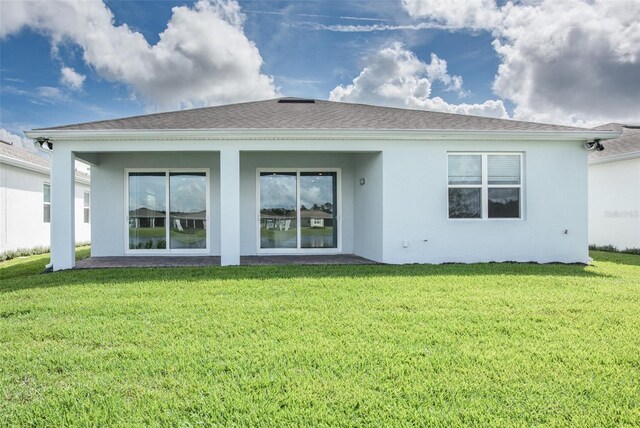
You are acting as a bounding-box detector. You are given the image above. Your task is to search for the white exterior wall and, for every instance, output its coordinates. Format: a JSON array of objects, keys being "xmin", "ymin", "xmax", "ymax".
[
  {"xmin": 75, "ymin": 182, "xmax": 91, "ymax": 244},
  {"xmin": 71, "ymin": 135, "xmax": 590, "ymax": 264},
  {"xmin": 588, "ymin": 158, "xmax": 640, "ymax": 249},
  {"xmin": 0, "ymin": 162, "xmax": 90, "ymax": 253},
  {"xmin": 381, "ymin": 140, "xmax": 589, "ymax": 264},
  {"xmin": 90, "ymin": 152, "xmax": 220, "ymax": 257},
  {"xmin": 353, "ymin": 153, "xmax": 383, "ymax": 262}
]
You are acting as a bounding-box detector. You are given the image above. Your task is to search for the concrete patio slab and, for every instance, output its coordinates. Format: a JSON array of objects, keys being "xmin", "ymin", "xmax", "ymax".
[
  {"xmin": 75, "ymin": 256, "xmax": 220, "ymax": 269},
  {"xmin": 240, "ymin": 254, "xmax": 377, "ymax": 266},
  {"xmin": 74, "ymin": 254, "xmax": 377, "ymax": 269}
]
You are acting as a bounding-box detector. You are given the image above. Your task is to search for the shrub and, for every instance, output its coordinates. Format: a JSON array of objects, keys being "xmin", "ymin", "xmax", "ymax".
[
  {"xmin": 589, "ymin": 244, "xmax": 640, "ymax": 255},
  {"xmin": 589, "ymin": 244, "xmax": 618, "ymax": 252},
  {"xmin": 0, "ymin": 242, "xmax": 90, "ymax": 262}
]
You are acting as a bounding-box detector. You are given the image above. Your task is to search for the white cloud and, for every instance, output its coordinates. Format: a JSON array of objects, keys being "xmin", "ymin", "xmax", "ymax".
[
  {"xmin": 293, "ymin": 21, "xmax": 451, "ymax": 32},
  {"xmin": 403, "ymin": 0, "xmax": 640, "ymax": 126},
  {"xmin": 402, "ymin": 0, "xmax": 501, "ymax": 30},
  {"xmin": 36, "ymin": 86, "xmax": 66, "ymax": 102},
  {"xmin": 246, "ymin": 10, "xmax": 390, "ymax": 22},
  {"xmin": 1, "ymin": 0, "xmax": 277, "ymax": 110},
  {"xmin": 329, "ymin": 43, "xmax": 508, "ymax": 119},
  {"xmin": 60, "ymin": 66, "xmax": 86, "ymax": 90}
]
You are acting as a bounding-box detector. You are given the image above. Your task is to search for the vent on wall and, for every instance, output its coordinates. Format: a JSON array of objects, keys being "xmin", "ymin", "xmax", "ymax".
[{"xmin": 277, "ymin": 98, "xmax": 316, "ymax": 104}]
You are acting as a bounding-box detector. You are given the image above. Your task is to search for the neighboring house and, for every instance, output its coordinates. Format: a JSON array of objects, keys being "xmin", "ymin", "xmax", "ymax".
[
  {"xmin": 129, "ymin": 207, "xmax": 167, "ymax": 229},
  {"xmin": 25, "ymin": 98, "xmax": 620, "ymax": 270},
  {"xmin": 0, "ymin": 140, "xmax": 91, "ymax": 254},
  {"xmin": 300, "ymin": 209, "xmax": 333, "ymax": 228},
  {"xmin": 588, "ymin": 123, "xmax": 640, "ymax": 250}
]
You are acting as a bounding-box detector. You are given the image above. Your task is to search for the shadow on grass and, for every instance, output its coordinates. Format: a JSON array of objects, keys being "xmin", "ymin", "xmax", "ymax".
[{"xmin": 0, "ymin": 253, "xmax": 620, "ymax": 294}]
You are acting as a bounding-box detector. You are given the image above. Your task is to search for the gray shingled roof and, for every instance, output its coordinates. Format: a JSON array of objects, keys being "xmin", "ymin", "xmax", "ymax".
[
  {"xmin": 590, "ymin": 123, "xmax": 640, "ymax": 160},
  {"xmin": 36, "ymin": 98, "xmax": 596, "ymax": 132},
  {"xmin": 0, "ymin": 140, "xmax": 50, "ymax": 168}
]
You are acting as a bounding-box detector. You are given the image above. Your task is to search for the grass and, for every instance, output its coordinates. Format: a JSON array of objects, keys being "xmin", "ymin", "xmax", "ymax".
[
  {"xmin": 0, "ymin": 251, "xmax": 638, "ymax": 426},
  {"xmin": 0, "ymin": 246, "xmax": 90, "ymax": 281},
  {"xmin": 170, "ymin": 228, "xmax": 206, "ymax": 244},
  {"xmin": 261, "ymin": 227, "xmax": 297, "ymax": 243},
  {"xmin": 129, "ymin": 227, "xmax": 165, "ymax": 238}
]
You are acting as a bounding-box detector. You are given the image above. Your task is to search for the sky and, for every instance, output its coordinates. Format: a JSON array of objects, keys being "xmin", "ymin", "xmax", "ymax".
[{"xmin": 1, "ymin": 0, "xmax": 639, "ymax": 154}]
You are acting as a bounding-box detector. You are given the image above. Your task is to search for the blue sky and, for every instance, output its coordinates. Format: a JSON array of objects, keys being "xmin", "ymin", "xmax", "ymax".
[{"xmin": 1, "ymin": 0, "xmax": 638, "ymax": 144}]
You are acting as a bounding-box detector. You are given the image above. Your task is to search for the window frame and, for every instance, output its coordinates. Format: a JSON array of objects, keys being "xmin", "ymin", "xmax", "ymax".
[
  {"xmin": 83, "ymin": 191, "xmax": 90, "ymax": 224},
  {"xmin": 447, "ymin": 152, "xmax": 524, "ymax": 220},
  {"xmin": 43, "ymin": 182, "xmax": 51, "ymax": 223},
  {"xmin": 124, "ymin": 168, "xmax": 210, "ymax": 254}
]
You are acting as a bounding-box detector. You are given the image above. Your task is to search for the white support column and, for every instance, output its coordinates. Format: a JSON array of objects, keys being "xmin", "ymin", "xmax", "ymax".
[
  {"xmin": 220, "ymin": 148, "xmax": 241, "ymax": 266},
  {"xmin": 51, "ymin": 147, "xmax": 76, "ymax": 270}
]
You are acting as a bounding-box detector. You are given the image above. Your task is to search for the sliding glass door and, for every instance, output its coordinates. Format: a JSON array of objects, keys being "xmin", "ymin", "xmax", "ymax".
[
  {"xmin": 300, "ymin": 172, "xmax": 337, "ymax": 249},
  {"xmin": 129, "ymin": 173, "xmax": 167, "ymax": 249},
  {"xmin": 259, "ymin": 170, "xmax": 338, "ymax": 251},
  {"xmin": 128, "ymin": 170, "xmax": 208, "ymax": 252},
  {"xmin": 259, "ymin": 172, "xmax": 298, "ymax": 248}
]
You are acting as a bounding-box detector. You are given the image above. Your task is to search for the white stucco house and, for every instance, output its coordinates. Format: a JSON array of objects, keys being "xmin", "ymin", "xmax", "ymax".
[
  {"xmin": 0, "ymin": 140, "xmax": 91, "ymax": 254},
  {"xmin": 25, "ymin": 98, "xmax": 620, "ymax": 270},
  {"xmin": 588, "ymin": 123, "xmax": 640, "ymax": 250}
]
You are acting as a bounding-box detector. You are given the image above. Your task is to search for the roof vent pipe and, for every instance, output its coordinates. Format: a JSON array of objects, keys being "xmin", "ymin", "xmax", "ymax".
[{"xmin": 277, "ymin": 98, "xmax": 316, "ymax": 104}]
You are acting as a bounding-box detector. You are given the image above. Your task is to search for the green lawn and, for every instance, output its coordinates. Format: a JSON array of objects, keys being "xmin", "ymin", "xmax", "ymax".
[{"xmin": 0, "ymin": 251, "xmax": 638, "ymax": 426}]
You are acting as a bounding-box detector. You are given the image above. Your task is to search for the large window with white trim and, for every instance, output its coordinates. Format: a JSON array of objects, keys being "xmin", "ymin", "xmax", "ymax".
[
  {"xmin": 448, "ymin": 153, "xmax": 522, "ymax": 219},
  {"xmin": 127, "ymin": 170, "xmax": 209, "ymax": 252}
]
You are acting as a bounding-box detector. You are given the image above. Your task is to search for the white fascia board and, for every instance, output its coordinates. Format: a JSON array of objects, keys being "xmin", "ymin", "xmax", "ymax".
[
  {"xmin": 25, "ymin": 128, "xmax": 621, "ymax": 143},
  {"xmin": 589, "ymin": 151, "xmax": 640, "ymax": 165},
  {"xmin": 0, "ymin": 154, "xmax": 90, "ymax": 184}
]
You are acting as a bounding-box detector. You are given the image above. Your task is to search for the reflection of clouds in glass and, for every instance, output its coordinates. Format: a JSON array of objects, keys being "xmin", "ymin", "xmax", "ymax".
[
  {"xmin": 300, "ymin": 175, "xmax": 333, "ymax": 209},
  {"xmin": 171, "ymin": 175, "xmax": 206, "ymax": 213},
  {"xmin": 449, "ymin": 155, "xmax": 481, "ymax": 184},
  {"xmin": 129, "ymin": 175, "xmax": 166, "ymax": 211},
  {"xmin": 260, "ymin": 175, "xmax": 296, "ymax": 210}
]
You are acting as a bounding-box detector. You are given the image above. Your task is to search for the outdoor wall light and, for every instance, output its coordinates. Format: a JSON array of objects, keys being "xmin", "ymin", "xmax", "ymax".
[
  {"xmin": 359, "ymin": 178, "xmax": 366, "ymax": 185},
  {"xmin": 34, "ymin": 137, "xmax": 53, "ymax": 152},
  {"xmin": 584, "ymin": 139, "xmax": 604, "ymax": 152}
]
